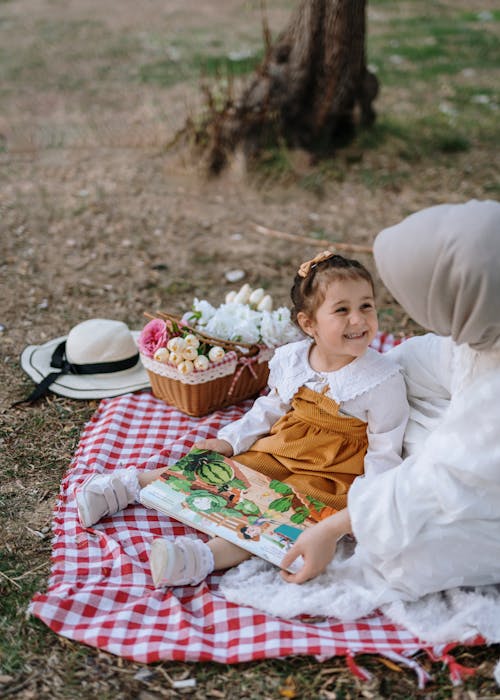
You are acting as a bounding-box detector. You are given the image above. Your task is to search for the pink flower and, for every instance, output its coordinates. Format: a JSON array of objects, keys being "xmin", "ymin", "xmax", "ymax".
[{"xmin": 138, "ymin": 319, "xmax": 168, "ymax": 358}]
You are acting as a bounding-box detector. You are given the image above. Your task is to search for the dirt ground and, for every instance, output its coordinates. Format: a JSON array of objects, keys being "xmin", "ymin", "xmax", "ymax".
[
  {"xmin": 1, "ymin": 0, "xmax": 500, "ymax": 697},
  {"xmin": 3, "ymin": 0, "xmax": 500, "ymax": 337},
  {"xmin": 2, "ymin": 0, "xmax": 497, "ymax": 372}
]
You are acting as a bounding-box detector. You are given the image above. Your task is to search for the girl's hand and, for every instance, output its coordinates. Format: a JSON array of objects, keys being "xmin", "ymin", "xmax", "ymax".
[
  {"xmin": 280, "ymin": 508, "xmax": 352, "ymax": 584},
  {"xmin": 193, "ymin": 438, "xmax": 234, "ymax": 457}
]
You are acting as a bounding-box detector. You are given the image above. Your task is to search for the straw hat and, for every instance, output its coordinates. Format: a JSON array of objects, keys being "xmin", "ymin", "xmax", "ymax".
[{"xmin": 18, "ymin": 319, "xmax": 150, "ymax": 402}]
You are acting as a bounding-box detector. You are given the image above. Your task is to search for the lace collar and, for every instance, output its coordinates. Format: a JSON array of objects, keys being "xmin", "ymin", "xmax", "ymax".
[{"xmin": 273, "ymin": 339, "xmax": 401, "ymax": 403}]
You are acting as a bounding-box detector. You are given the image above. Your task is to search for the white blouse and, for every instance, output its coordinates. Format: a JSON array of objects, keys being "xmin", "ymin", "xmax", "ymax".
[{"xmin": 218, "ymin": 339, "xmax": 409, "ymax": 479}]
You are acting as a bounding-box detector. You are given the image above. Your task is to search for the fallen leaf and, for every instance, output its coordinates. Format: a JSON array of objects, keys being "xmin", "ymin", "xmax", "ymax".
[
  {"xmin": 377, "ymin": 656, "xmax": 403, "ymax": 673},
  {"xmin": 279, "ymin": 675, "xmax": 297, "ymax": 698}
]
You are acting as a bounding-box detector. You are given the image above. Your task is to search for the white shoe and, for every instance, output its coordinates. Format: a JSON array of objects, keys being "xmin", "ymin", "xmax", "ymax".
[
  {"xmin": 149, "ymin": 536, "xmax": 214, "ymax": 587},
  {"xmin": 76, "ymin": 472, "xmax": 135, "ymax": 527}
]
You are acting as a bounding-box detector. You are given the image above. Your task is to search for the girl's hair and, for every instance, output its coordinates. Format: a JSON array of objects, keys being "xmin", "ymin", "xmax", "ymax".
[{"xmin": 290, "ymin": 254, "xmax": 374, "ymax": 324}]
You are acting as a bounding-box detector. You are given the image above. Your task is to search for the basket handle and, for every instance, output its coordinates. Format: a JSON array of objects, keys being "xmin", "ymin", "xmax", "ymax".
[{"xmin": 144, "ymin": 311, "xmax": 261, "ymax": 356}]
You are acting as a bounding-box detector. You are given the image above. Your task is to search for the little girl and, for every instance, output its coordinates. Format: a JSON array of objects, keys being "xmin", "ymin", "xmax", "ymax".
[{"xmin": 76, "ymin": 252, "xmax": 409, "ymax": 588}]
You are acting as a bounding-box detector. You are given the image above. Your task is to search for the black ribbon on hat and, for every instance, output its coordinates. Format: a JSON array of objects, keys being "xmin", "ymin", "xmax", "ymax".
[{"xmin": 13, "ymin": 340, "xmax": 140, "ymax": 406}]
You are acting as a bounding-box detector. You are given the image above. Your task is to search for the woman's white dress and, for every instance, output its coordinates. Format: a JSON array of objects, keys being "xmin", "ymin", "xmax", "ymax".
[
  {"xmin": 220, "ymin": 334, "xmax": 500, "ymax": 626},
  {"xmin": 350, "ymin": 333, "xmax": 500, "ymax": 600}
]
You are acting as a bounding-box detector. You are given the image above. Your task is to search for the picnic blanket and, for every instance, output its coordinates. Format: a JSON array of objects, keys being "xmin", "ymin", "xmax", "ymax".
[{"xmin": 29, "ymin": 333, "xmax": 493, "ymax": 687}]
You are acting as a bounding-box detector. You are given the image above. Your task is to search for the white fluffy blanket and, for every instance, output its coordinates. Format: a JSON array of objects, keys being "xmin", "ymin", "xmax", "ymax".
[{"xmin": 220, "ymin": 539, "xmax": 500, "ymax": 673}]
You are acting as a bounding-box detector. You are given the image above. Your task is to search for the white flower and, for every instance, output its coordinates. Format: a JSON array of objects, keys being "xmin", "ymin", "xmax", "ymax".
[
  {"xmin": 178, "ymin": 360, "xmax": 194, "ymax": 375},
  {"xmin": 260, "ymin": 307, "xmax": 302, "ymax": 347},
  {"xmin": 206, "ymin": 303, "xmax": 262, "ymax": 344},
  {"xmin": 208, "ymin": 346, "xmax": 226, "ymax": 362},
  {"xmin": 194, "ymin": 355, "xmax": 210, "ymax": 371},
  {"xmin": 182, "ymin": 346, "xmax": 199, "ymax": 361},
  {"xmin": 203, "ymin": 309, "xmax": 233, "ymax": 341},
  {"xmin": 168, "ymin": 351, "xmax": 183, "ymax": 366},
  {"xmin": 184, "ymin": 295, "xmax": 299, "ymax": 349},
  {"xmin": 225, "ymin": 290, "xmax": 237, "ymax": 304},
  {"xmin": 248, "ymin": 288, "xmax": 265, "ymax": 306},
  {"xmin": 189, "ymin": 298, "xmax": 216, "ymax": 327},
  {"xmin": 257, "ymin": 294, "xmax": 273, "ymax": 312},
  {"xmin": 231, "ymin": 320, "xmax": 260, "ymax": 344},
  {"xmin": 153, "ymin": 347, "xmax": 170, "ymax": 363},
  {"xmin": 184, "ymin": 333, "xmax": 200, "ymax": 349},
  {"xmin": 233, "ymin": 283, "xmax": 252, "ymax": 304},
  {"xmin": 167, "ymin": 336, "xmax": 186, "ymax": 353}
]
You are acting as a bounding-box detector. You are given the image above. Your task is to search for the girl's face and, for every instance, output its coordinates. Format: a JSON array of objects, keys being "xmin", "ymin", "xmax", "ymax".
[{"xmin": 298, "ymin": 277, "xmax": 378, "ymax": 371}]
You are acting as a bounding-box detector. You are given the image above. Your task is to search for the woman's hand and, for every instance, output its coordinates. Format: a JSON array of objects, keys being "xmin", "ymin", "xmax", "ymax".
[
  {"xmin": 193, "ymin": 438, "xmax": 234, "ymax": 457},
  {"xmin": 280, "ymin": 508, "xmax": 352, "ymax": 584}
]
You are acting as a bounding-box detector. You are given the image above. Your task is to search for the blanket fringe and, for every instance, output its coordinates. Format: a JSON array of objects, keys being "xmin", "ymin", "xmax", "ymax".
[
  {"xmin": 442, "ymin": 655, "xmax": 477, "ymax": 686},
  {"xmin": 427, "ymin": 646, "xmax": 477, "ymax": 686},
  {"xmin": 345, "ymin": 648, "xmax": 473, "ymax": 689},
  {"xmin": 345, "ymin": 651, "xmax": 372, "ymax": 681},
  {"xmin": 381, "ymin": 651, "xmax": 432, "ymax": 689}
]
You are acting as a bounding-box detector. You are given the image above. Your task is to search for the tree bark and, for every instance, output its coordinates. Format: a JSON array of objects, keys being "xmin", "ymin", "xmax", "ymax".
[{"xmin": 205, "ymin": 0, "xmax": 378, "ymax": 172}]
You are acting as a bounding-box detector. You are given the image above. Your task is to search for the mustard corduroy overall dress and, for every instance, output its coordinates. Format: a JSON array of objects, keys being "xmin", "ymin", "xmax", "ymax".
[{"xmin": 235, "ymin": 385, "xmax": 368, "ymax": 510}]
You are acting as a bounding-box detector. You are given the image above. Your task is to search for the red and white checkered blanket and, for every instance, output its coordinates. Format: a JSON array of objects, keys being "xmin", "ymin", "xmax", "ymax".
[{"xmin": 29, "ymin": 334, "xmax": 479, "ymax": 686}]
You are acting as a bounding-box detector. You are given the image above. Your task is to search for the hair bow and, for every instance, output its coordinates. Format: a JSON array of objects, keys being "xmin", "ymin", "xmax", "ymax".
[{"xmin": 297, "ymin": 250, "xmax": 334, "ymax": 278}]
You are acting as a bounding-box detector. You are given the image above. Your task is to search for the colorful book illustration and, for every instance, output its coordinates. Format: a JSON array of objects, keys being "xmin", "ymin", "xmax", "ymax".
[{"xmin": 139, "ymin": 448, "xmax": 336, "ymax": 573}]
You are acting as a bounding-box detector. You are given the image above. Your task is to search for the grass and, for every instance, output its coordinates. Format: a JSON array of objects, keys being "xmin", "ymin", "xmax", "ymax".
[
  {"xmin": 139, "ymin": 51, "xmax": 263, "ymax": 88},
  {"xmin": 1, "ymin": 563, "xmax": 52, "ymax": 674},
  {"xmin": 368, "ymin": 8, "xmax": 500, "ymax": 80},
  {"xmin": 250, "ymin": 0, "xmax": 499, "ymax": 185}
]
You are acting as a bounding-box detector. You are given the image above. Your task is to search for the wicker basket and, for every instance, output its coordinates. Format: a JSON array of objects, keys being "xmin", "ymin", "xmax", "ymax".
[{"xmin": 140, "ymin": 312, "xmax": 273, "ymax": 417}]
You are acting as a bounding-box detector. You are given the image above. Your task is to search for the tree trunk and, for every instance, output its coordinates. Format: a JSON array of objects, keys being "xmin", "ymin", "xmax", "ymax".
[{"xmin": 205, "ymin": 0, "xmax": 378, "ymax": 173}]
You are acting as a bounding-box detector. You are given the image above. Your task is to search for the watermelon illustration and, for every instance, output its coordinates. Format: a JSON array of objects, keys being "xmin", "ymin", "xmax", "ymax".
[
  {"xmin": 197, "ymin": 459, "xmax": 234, "ymax": 486},
  {"xmin": 174, "ymin": 448, "xmax": 229, "ymax": 477}
]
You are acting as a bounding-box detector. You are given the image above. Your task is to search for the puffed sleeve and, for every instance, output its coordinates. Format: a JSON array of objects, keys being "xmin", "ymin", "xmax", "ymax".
[
  {"xmin": 360, "ymin": 370, "xmax": 409, "ymax": 478},
  {"xmin": 217, "ymin": 353, "xmax": 290, "ymax": 455},
  {"xmin": 386, "ymin": 334, "xmax": 453, "ymax": 457}
]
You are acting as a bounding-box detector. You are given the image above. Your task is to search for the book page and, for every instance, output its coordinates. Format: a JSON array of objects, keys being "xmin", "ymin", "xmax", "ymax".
[{"xmin": 140, "ymin": 449, "xmax": 336, "ymax": 572}]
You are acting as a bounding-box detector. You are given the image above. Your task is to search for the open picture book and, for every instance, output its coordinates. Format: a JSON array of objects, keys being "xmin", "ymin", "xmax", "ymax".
[{"xmin": 140, "ymin": 448, "xmax": 337, "ymax": 573}]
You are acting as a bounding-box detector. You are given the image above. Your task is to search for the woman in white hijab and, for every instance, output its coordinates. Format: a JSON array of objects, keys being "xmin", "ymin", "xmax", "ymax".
[{"xmin": 221, "ymin": 199, "xmax": 500, "ymax": 617}]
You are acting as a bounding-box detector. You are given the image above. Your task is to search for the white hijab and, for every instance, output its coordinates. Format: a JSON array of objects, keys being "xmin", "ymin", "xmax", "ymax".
[{"xmin": 373, "ymin": 199, "xmax": 500, "ymax": 351}]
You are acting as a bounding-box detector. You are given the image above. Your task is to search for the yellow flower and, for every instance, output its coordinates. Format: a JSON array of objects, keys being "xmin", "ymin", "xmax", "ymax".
[
  {"xmin": 194, "ymin": 355, "xmax": 210, "ymax": 371},
  {"xmin": 167, "ymin": 336, "xmax": 186, "ymax": 353},
  {"xmin": 168, "ymin": 351, "xmax": 183, "ymax": 366},
  {"xmin": 184, "ymin": 333, "xmax": 200, "ymax": 349},
  {"xmin": 178, "ymin": 360, "xmax": 194, "ymax": 375},
  {"xmin": 182, "ymin": 346, "xmax": 198, "ymax": 361},
  {"xmin": 153, "ymin": 347, "xmax": 170, "ymax": 363},
  {"xmin": 208, "ymin": 346, "xmax": 225, "ymax": 363}
]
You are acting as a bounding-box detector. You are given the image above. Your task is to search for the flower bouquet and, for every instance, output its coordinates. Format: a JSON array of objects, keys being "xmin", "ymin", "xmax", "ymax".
[{"xmin": 139, "ymin": 285, "xmax": 302, "ymax": 416}]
